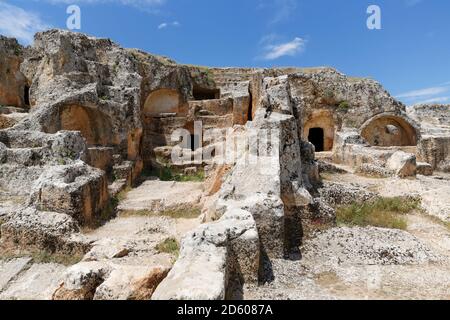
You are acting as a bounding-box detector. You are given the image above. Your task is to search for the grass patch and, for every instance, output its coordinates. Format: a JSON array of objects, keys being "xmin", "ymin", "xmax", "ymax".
[
  {"xmin": 30, "ymin": 251, "xmax": 84, "ymax": 266},
  {"xmin": 0, "ymin": 249, "xmax": 83, "ymax": 266},
  {"xmin": 155, "ymin": 237, "xmax": 179, "ymax": 257},
  {"xmin": 95, "ymin": 201, "xmax": 117, "ymax": 226},
  {"xmin": 0, "ymin": 195, "xmax": 26, "ymax": 204},
  {"xmin": 445, "ymin": 221, "xmax": 450, "ymax": 231},
  {"xmin": 0, "ymin": 218, "xmax": 4, "ymax": 237},
  {"xmin": 336, "ymin": 197, "xmax": 421, "ymax": 230},
  {"xmin": 319, "ymin": 172, "xmax": 337, "ymax": 181},
  {"xmin": 115, "ymin": 187, "xmax": 132, "ymax": 203},
  {"xmin": 144, "ymin": 166, "xmax": 205, "ymax": 182},
  {"xmin": 419, "ymin": 213, "xmax": 450, "ymax": 232},
  {"xmin": 337, "ymin": 100, "xmax": 350, "ymax": 111},
  {"xmin": 323, "ymin": 89, "xmax": 336, "ymax": 103},
  {"xmin": 121, "ymin": 206, "xmax": 201, "ymax": 219},
  {"xmin": 84, "ymin": 187, "xmax": 132, "ymax": 231}
]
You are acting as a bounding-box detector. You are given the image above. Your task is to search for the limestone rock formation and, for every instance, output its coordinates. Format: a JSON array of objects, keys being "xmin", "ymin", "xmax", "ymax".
[
  {"xmin": 1, "ymin": 29, "xmax": 450, "ymax": 301},
  {"xmin": 0, "ymin": 36, "xmax": 28, "ymax": 108},
  {"xmin": 408, "ymin": 104, "xmax": 450, "ymax": 172}
]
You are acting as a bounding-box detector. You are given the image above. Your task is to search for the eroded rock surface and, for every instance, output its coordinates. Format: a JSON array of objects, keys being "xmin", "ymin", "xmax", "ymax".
[{"xmin": 1, "ymin": 29, "xmax": 450, "ymax": 300}]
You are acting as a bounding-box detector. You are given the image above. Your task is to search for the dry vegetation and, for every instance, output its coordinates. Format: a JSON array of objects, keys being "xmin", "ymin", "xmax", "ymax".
[
  {"xmin": 155, "ymin": 237, "xmax": 179, "ymax": 257},
  {"xmin": 0, "ymin": 249, "xmax": 83, "ymax": 266},
  {"xmin": 336, "ymin": 197, "xmax": 421, "ymax": 230},
  {"xmin": 143, "ymin": 166, "xmax": 205, "ymax": 182},
  {"xmin": 120, "ymin": 206, "xmax": 201, "ymax": 219}
]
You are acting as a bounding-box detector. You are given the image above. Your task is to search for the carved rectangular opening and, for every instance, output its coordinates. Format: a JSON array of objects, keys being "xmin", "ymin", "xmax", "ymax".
[
  {"xmin": 193, "ymin": 86, "xmax": 220, "ymax": 100},
  {"xmin": 308, "ymin": 127, "xmax": 324, "ymax": 152},
  {"xmin": 24, "ymin": 85, "xmax": 30, "ymax": 106}
]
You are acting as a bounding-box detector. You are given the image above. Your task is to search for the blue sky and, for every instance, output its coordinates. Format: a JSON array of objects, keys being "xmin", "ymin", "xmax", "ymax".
[{"xmin": 1, "ymin": 0, "xmax": 450, "ymax": 106}]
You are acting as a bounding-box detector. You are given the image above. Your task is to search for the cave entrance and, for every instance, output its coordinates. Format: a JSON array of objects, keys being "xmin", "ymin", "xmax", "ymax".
[
  {"xmin": 247, "ymin": 91, "xmax": 253, "ymax": 122},
  {"xmin": 361, "ymin": 114, "xmax": 418, "ymax": 147},
  {"xmin": 143, "ymin": 89, "xmax": 181, "ymax": 115},
  {"xmin": 308, "ymin": 127, "xmax": 325, "ymax": 152},
  {"xmin": 58, "ymin": 104, "xmax": 115, "ymax": 147},
  {"xmin": 192, "ymin": 86, "xmax": 220, "ymax": 100},
  {"xmin": 24, "ymin": 85, "xmax": 30, "ymax": 106}
]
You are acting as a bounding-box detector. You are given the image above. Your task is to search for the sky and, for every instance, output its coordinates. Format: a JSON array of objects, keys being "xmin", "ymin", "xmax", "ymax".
[{"xmin": 0, "ymin": 0, "xmax": 450, "ymax": 106}]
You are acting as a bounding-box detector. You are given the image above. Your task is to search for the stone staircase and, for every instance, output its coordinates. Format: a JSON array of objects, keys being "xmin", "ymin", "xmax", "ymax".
[{"xmin": 0, "ymin": 105, "xmax": 29, "ymax": 129}]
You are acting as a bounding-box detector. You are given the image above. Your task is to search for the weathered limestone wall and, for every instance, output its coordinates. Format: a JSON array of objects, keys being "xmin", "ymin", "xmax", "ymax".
[
  {"xmin": 360, "ymin": 113, "xmax": 418, "ymax": 147},
  {"xmin": 152, "ymin": 208, "xmax": 259, "ymax": 300},
  {"xmin": 333, "ymin": 131, "xmax": 418, "ymax": 177},
  {"xmin": 15, "ymin": 30, "xmax": 141, "ymax": 162},
  {"xmin": 0, "ymin": 124, "xmax": 111, "ymax": 255},
  {"xmin": 407, "ymin": 104, "xmax": 450, "ymax": 132},
  {"xmin": 29, "ymin": 162, "xmax": 110, "ymax": 225},
  {"xmin": 408, "ymin": 105, "xmax": 450, "ymax": 171},
  {"xmin": 143, "ymin": 89, "xmax": 184, "ymax": 116},
  {"xmin": 153, "ymin": 72, "xmax": 314, "ymax": 299},
  {"xmin": 0, "ymin": 36, "xmax": 28, "ymax": 108},
  {"xmin": 302, "ymin": 110, "xmax": 335, "ymax": 151},
  {"xmin": 418, "ymin": 136, "xmax": 450, "ymax": 172}
]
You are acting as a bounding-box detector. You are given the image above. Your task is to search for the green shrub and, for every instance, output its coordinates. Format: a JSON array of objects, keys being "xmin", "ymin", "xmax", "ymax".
[
  {"xmin": 155, "ymin": 237, "xmax": 179, "ymax": 257},
  {"xmin": 324, "ymin": 89, "xmax": 335, "ymax": 99},
  {"xmin": 336, "ymin": 197, "xmax": 420, "ymax": 230},
  {"xmin": 146, "ymin": 166, "xmax": 205, "ymax": 182},
  {"xmin": 14, "ymin": 46, "xmax": 21, "ymax": 56},
  {"xmin": 338, "ymin": 101, "xmax": 350, "ymax": 110}
]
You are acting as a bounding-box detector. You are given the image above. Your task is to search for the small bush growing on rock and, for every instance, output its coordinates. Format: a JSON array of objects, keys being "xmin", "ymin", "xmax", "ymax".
[
  {"xmin": 324, "ymin": 89, "xmax": 334, "ymax": 99},
  {"xmin": 155, "ymin": 237, "xmax": 179, "ymax": 257},
  {"xmin": 114, "ymin": 187, "xmax": 131, "ymax": 203},
  {"xmin": 338, "ymin": 101, "xmax": 350, "ymax": 111},
  {"xmin": 336, "ymin": 197, "xmax": 420, "ymax": 230},
  {"xmin": 14, "ymin": 45, "xmax": 22, "ymax": 56}
]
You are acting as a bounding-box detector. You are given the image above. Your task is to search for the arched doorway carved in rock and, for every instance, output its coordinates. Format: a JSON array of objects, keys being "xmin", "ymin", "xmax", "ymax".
[
  {"xmin": 360, "ymin": 114, "xmax": 418, "ymax": 147},
  {"xmin": 143, "ymin": 89, "xmax": 183, "ymax": 116},
  {"xmin": 58, "ymin": 104, "xmax": 115, "ymax": 146},
  {"xmin": 303, "ymin": 110, "xmax": 335, "ymax": 152}
]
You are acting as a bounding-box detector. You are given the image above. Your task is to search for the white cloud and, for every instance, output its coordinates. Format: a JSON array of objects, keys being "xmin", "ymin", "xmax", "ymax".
[
  {"xmin": 405, "ymin": 0, "xmax": 423, "ymax": 7},
  {"xmin": 157, "ymin": 21, "xmax": 180, "ymax": 30},
  {"xmin": 396, "ymin": 82, "xmax": 450, "ymax": 105},
  {"xmin": 43, "ymin": 0, "xmax": 165, "ymax": 5},
  {"xmin": 258, "ymin": 0, "xmax": 297, "ymax": 24},
  {"xmin": 271, "ymin": 0, "xmax": 297, "ymax": 24},
  {"xmin": 260, "ymin": 37, "xmax": 306, "ymax": 60},
  {"xmin": 396, "ymin": 85, "xmax": 450, "ymax": 99},
  {"xmin": 158, "ymin": 22, "xmax": 168, "ymax": 29},
  {"xmin": 40, "ymin": 0, "xmax": 166, "ymax": 12},
  {"xmin": 0, "ymin": 2, "xmax": 51, "ymax": 44},
  {"xmin": 414, "ymin": 96, "xmax": 450, "ymax": 105}
]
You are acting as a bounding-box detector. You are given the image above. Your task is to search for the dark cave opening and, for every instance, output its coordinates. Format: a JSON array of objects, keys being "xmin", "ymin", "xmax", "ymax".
[
  {"xmin": 192, "ymin": 86, "xmax": 220, "ymax": 100},
  {"xmin": 308, "ymin": 127, "xmax": 325, "ymax": 152},
  {"xmin": 24, "ymin": 85, "xmax": 30, "ymax": 106}
]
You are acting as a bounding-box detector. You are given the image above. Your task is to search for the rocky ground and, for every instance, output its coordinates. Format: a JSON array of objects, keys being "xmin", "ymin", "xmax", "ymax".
[
  {"xmin": 0, "ymin": 178, "xmax": 203, "ymax": 300},
  {"xmin": 324, "ymin": 168, "xmax": 450, "ymax": 222},
  {"xmin": 244, "ymin": 168, "xmax": 450, "ymax": 300},
  {"xmin": 2, "ymin": 169, "xmax": 450, "ymax": 300}
]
